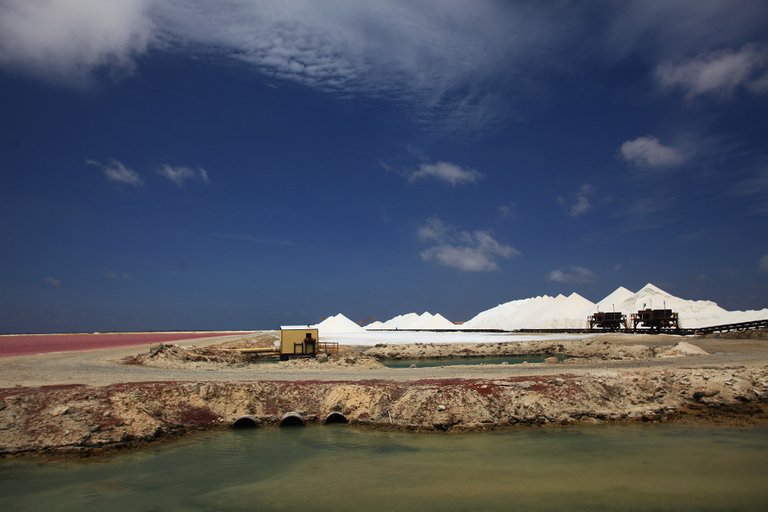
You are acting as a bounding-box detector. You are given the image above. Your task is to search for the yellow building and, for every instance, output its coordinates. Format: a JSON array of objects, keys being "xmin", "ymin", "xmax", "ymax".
[{"xmin": 279, "ymin": 325, "xmax": 319, "ymax": 360}]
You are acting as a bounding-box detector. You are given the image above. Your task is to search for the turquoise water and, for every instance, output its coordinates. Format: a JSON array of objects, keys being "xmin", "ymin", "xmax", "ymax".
[
  {"xmin": 1, "ymin": 425, "xmax": 767, "ymax": 511},
  {"xmin": 381, "ymin": 355, "xmax": 547, "ymax": 368}
]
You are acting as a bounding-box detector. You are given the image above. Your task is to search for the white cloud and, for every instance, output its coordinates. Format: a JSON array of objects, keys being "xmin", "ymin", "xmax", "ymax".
[
  {"xmin": 760, "ymin": 255, "xmax": 768, "ymax": 273},
  {"xmin": 159, "ymin": 165, "xmax": 210, "ymax": 187},
  {"xmin": 558, "ymin": 184, "xmax": 593, "ymax": 217},
  {"xmin": 416, "ymin": 216, "xmax": 452, "ymax": 243},
  {"xmin": 656, "ymin": 45, "xmax": 768, "ymax": 99},
  {"xmin": 86, "ymin": 159, "xmax": 144, "ymax": 187},
  {"xmin": 408, "ymin": 162, "xmax": 482, "ymax": 186},
  {"xmin": 44, "ymin": 277, "xmax": 61, "ymax": 288},
  {"xmin": 497, "ymin": 202, "xmax": 518, "ymax": 220},
  {"xmin": 152, "ymin": 1, "xmax": 544, "ymax": 127},
  {"xmin": 4, "ymin": 2, "xmax": 767, "ymax": 129},
  {"xmin": 417, "ymin": 217, "xmax": 518, "ymax": 272},
  {"xmin": 547, "ymin": 266, "xmax": 597, "ymax": 284},
  {"xmin": 620, "ymin": 136, "xmax": 686, "ymax": 168},
  {"xmin": 0, "ymin": 1, "xmax": 554, "ymax": 129},
  {"xmin": 0, "ymin": 0, "xmax": 153, "ymax": 85}
]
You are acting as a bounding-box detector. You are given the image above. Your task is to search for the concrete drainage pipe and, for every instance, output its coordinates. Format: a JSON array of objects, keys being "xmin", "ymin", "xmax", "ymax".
[{"xmin": 280, "ymin": 412, "xmax": 306, "ymax": 427}]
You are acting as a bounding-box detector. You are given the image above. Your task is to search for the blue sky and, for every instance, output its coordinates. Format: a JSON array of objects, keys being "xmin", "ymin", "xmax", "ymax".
[{"xmin": 1, "ymin": 0, "xmax": 767, "ymax": 333}]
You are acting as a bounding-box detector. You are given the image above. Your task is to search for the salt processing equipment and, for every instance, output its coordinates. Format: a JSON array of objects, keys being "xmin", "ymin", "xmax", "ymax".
[
  {"xmin": 279, "ymin": 325, "xmax": 338, "ymax": 360},
  {"xmin": 588, "ymin": 311, "xmax": 628, "ymax": 331},
  {"xmin": 631, "ymin": 309, "xmax": 679, "ymax": 331}
]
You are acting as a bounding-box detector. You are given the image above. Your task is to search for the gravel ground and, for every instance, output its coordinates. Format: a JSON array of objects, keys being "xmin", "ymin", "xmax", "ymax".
[
  {"xmin": 2, "ymin": 330, "xmax": 767, "ymax": 456},
  {"xmin": 1, "ymin": 331, "xmax": 766, "ymax": 387}
]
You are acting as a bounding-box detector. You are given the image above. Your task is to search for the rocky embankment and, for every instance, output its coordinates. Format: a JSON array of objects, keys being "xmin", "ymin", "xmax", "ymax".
[{"xmin": 2, "ymin": 363, "xmax": 767, "ymax": 456}]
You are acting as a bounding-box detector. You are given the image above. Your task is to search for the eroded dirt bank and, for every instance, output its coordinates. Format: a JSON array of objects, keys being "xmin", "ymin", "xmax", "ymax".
[
  {"xmin": 2, "ymin": 365, "xmax": 767, "ymax": 456},
  {"xmin": 2, "ymin": 332, "xmax": 767, "ymax": 456}
]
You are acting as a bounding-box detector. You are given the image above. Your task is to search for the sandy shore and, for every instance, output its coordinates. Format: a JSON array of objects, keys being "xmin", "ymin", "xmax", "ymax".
[{"xmin": 1, "ymin": 331, "xmax": 767, "ymax": 456}]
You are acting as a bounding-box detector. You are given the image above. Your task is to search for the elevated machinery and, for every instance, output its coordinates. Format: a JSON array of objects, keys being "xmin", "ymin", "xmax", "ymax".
[
  {"xmin": 587, "ymin": 311, "xmax": 628, "ymax": 331},
  {"xmin": 587, "ymin": 308, "xmax": 680, "ymax": 332},
  {"xmin": 631, "ymin": 309, "xmax": 679, "ymax": 331}
]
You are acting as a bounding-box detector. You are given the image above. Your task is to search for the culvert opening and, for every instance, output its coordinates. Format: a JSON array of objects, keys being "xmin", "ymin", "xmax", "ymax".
[
  {"xmin": 324, "ymin": 412, "xmax": 348, "ymax": 425},
  {"xmin": 232, "ymin": 416, "xmax": 259, "ymax": 429},
  {"xmin": 279, "ymin": 412, "xmax": 306, "ymax": 427}
]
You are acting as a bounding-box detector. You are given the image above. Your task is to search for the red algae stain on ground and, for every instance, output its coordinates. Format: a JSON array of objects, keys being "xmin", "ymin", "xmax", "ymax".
[{"xmin": 0, "ymin": 332, "xmax": 250, "ymax": 357}]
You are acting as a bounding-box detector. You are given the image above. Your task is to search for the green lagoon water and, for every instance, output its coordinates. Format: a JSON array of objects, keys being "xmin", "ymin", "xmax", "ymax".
[{"xmin": 1, "ymin": 425, "xmax": 767, "ymax": 512}]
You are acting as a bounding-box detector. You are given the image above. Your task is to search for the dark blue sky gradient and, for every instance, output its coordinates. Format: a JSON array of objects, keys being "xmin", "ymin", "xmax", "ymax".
[{"xmin": 1, "ymin": 1, "xmax": 767, "ymax": 333}]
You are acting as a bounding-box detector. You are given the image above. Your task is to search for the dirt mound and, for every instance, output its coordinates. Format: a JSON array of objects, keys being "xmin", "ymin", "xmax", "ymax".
[
  {"xmin": 121, "ymin": 332, "xmax": 282, "ymax": 369},
  {"xmin": 123, "ymin": 344, "xmax": 254, "ymax": 369},
  {"xmin": 121, "ymin": 338, "xmax": 381, "ymax": 371},
  {"xmin": 215, "ymin": 333, "xmax": 279, "ymax": 349},
  {"xmin": 279, "ymin": 353, "xmax": 384, "ymax": 370}
]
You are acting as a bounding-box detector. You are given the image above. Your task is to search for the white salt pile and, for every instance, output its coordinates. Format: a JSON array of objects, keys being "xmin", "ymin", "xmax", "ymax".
[
  {"xmin": 379, "ymin": 283, "xmax": 767, "ymax": 331},
  {"xmin": 315, "ymin": 313, "xmax": 365, "ymax": 333},
  {"xmin": 366, "ymin": 311, "xmax": 456, "ymax": 330},
  {"xmin": 462, "ymin": 292, "xmax": 597, "ymax": 330},
  {"xmin": 596, "ymin": 286, "xmax": 635, "ymax": 312},
  {"xmin": 612, "ymin": 283, "xmax": 768, "ymax": 329},
  {"xmin": 463, "ymin": 283, "xmax": 768, "ymax": 330},
  {"xmin": 356, "ymin": 283, "xmax": 766, "ymax": 332},
  {"xmin": 612, "ymin": 284, "xmax": 726, "ymax": 329}
]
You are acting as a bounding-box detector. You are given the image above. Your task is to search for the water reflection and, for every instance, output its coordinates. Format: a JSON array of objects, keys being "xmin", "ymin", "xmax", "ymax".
[{"xmin": 380, "ymin": 355, "xmax": 547, "ymax": 368}]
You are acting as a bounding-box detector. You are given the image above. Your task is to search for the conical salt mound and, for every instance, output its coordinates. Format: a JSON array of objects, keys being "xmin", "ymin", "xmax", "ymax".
[
  {"xmin": 316, "ymin": 313, "xmax": 365, "ymax": 333},
  {"xmin": 616, "ymin": 283, "xmax": 728, "ymax": 328},
  {"xmin": 430, "ymin": 313, "xmax": 456, "ymax": 329},
  {"xmin": 525, "ymin": 293, "xmax": 596, "ymax": 329},
  {"xmin": 463, "ymin": 295, "xmax": 560, "ymax": 330},
  {"xmin": 597, "ymin": 286, "xmax": 635, "ymax": 311},
  {"xmin": 372, "ymin": 311, "xmax": 456, "ymax": 330}
]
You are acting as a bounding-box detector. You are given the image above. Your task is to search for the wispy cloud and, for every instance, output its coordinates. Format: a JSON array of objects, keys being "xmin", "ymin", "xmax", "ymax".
[
  {"xmin": 3, "ymin": 2, "xmax": 767, "ymax": 129},
  {"xmin": 159, "ymin": 165, "xmax": 210, "ymax": 187},
  {"xmin": 408, "ymin": 161, "xmax": 482, "ymax": 186},
  {"xmin": 153, "ymin": 1, "xmax": 549, "ymax": 130},
  {"xmin": 656, "ymin": 44, "xmax": 768, "ymax": 99},
  {"xmin": 86, "ymin": 159, "xmax": 144, "ymax": 187},
  {"xmin": 497, "ymin": 202, "xmax": 518, "ymax": 220},
  {"xmin": 620, "ymin": 136, "xmax": 686, "ymax": 168},
  {"xmin": 604, "ymin": 1, "xmax": 768, "ymax": 60},
  {"xmin": 547, "ymin": 266, "xmax": 597, "ymax": 284},
  {"xmin": 417, "ymin": 216, "xmax": 518, "ymax": 272},
  {"xmin": 104, "ymin": 270, "xmax": 131, "ymax": 281},
  {"xmin": 732, "ymin": 167, "xmax": 768, "ymax": 196},
  {"xmin": 731, "ymin": 167, "xmax": 768, "ymax": 215},
  {"xmin": 760, "ymin": 255, "xmax": 768, "ymax": 273},
  {"xmin": 0, "ymin": 1, "xmax": 556, "ymax": 130},
  {"xmin": 44, "ymin": 277, "xmax": 61, "ymax": 288},
  {"xmin": 558, "ymin": 184, "xmax": 593, "ymax": 217}
]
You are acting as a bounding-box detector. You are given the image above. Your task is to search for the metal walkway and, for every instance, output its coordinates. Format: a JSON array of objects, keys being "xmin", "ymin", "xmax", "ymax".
[
  {"xmin": 517, "ymin": 318, "xmax": 768, "ymax": 336},
  {"xmin": 369, "ymin": 319, "xmax": 768, "ymax": 336}
]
